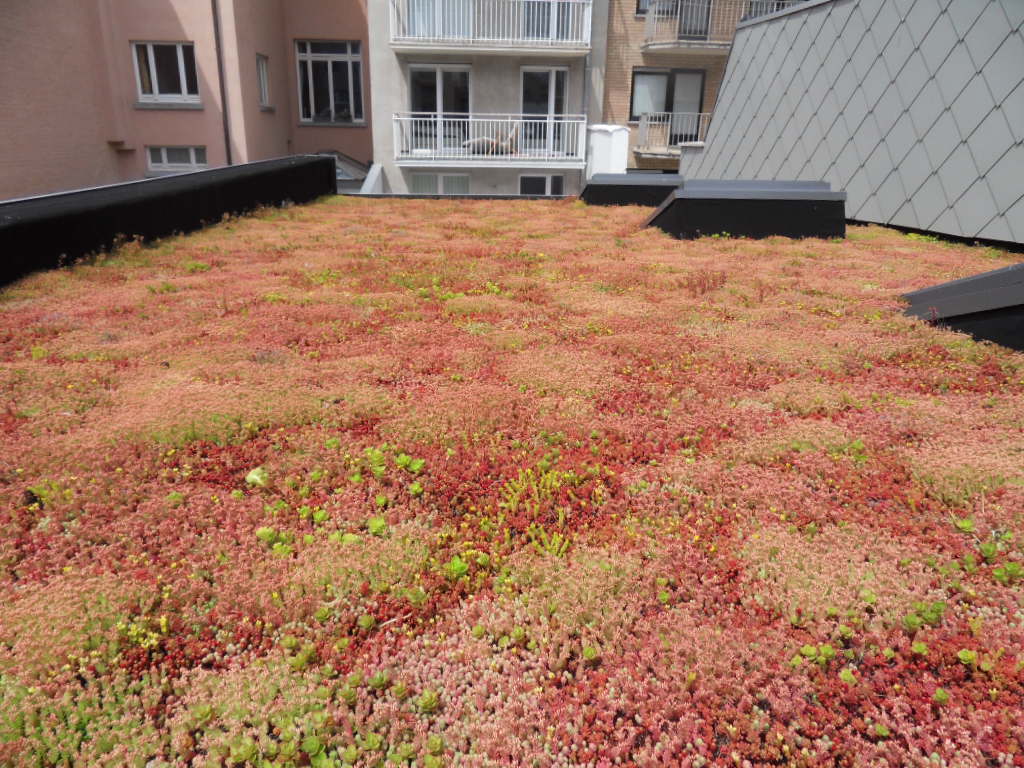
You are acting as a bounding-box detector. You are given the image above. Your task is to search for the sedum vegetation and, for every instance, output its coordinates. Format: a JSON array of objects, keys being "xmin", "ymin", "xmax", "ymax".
[{"xmin": 0, "ymin": 197, "xmax": 1022, "ymax": 766}]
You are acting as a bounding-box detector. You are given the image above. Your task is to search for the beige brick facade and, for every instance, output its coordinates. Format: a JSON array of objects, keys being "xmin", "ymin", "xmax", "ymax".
[{"xmin": 603, "ymin": 0, "xmax": 731, "ymax": 168}]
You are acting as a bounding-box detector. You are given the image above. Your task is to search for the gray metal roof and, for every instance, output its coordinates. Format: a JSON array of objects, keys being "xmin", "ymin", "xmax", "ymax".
[
  {"xmin": 904, "ymin": 262, "xmax": 1024, "ymax": 320},
  {"xmin": 681, "ymin": 0, "xmax": 1024, "ymax": 244}
]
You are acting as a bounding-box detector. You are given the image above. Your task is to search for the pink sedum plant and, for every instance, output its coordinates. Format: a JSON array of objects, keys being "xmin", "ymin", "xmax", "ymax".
[{"xmin": 0, "ymin": 198, "xmax": 1022, "ymax": 766}]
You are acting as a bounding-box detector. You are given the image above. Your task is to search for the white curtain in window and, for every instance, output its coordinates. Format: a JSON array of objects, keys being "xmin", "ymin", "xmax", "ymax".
[
  {"xmin": 672, "ymin": 72, "xmax": 703, "ymax": 114},
  {"xmin": 632, "ymin": 73, "xmax": 667, "ymax": 117},
  {"xmin": 411, "ymin": 174, "xmax": 439, "ymax": 194},
  {"xmin": 442, "ymin": 175, "xmax": 470, "ymax": 194}
]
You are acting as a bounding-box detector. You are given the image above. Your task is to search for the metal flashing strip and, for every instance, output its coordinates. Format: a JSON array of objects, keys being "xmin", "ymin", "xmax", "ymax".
[
  {"xmin": 587, "ymin": 173, "xmax": 685, "ymax": 187},
  {"xmin": 674, "ymin": 179, "xmax": 844, "ymax": 201}
]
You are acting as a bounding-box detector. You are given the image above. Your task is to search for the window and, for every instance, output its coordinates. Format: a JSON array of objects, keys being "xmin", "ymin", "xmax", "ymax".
[
  {"xmin": 147, "ymin": 146, "xmax": 207, "ymax": 173},
  {"xmin": 519, "ymin": 175, "xmax": 564, "ymax": 196},
  {"xmin": 133, "ymin": 42, "xmax": 199, "ymax": 103},
  {"xmin": 296, "ymin": 41, "xmax": 363, "ymax": 123},
  {"xmin": 257, "ymin": 54, "xmax": 271, "ymax": 107},
  {"xmin": 629, "ymin": 68, "xmax": 704, "ymax": 121},
  {"xmin": 636, "ymin": 0, "xmax": 650, "ymax": 14},
  {"xmin": 410, "ymin": 174, "xmax": 470, "ymax": 195}
]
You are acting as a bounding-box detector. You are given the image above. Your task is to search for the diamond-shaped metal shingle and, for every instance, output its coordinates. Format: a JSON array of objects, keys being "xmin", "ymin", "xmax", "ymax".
[
  {"xmin": 982, "ymin": 31, "xmax": 1024, "ymax": 103},
  {"xmin": 892, "ymin": 199, "xmax": 921, "ymax": 230},
  {"xmin": 977, "ymin": 215, "xmax": 1014, "ymax": 243},
  {"xmin": 935, "ymin": 142, "xmax": 979, "ymax": 206},
  {"xmin": 934, "ymin": 43, "xmax": 977, "ymax": 104},
  {"xmin": 946, "ymin": 0, "xmax": 984, "ymax": 36},
  {"xmin": 948, "ymin": 73, "xmax": 996, "ymax": 139},
  {"xmin": 896, "ymin": 142, "xmax": 933, "ymax": 195},
  {"xmin": 956, "ymin": 179, "xmax": 1000, "ymax": 237},
  {"xmin": 923, "ymin": 111, "xmax": 961, "ymax": 167},
  {"xmin": 895, "ymin": 51, "xmax": 931, "ymax": 108},
  {"xmin": 930, "ymin": 207, "xmax": 964, "ymax": 238},
  {"xmin": 917, "ymin": 9, "xmax": 959, "ymax": 72},
  {"xmin": 968, "ymin": 120, "xmax": 1012, "ymax": 181},
  {"xmin": 982, "ymin": 143, "xmax": 1024, "ymax": 216},
  {"xmin": 964, "ymin": 1, "xmax": 1014, "ymax": 68},
  {"xmin": 1007, "ymin": 198, "xmax": 1024, "ymax": 243},
  {"xmin": 906, "ymin": 0, "xmax": 943, "ymax": 47},
  {"xmin": 998, "ymin": 83, "xmax": 1024, "ymax": 143}
]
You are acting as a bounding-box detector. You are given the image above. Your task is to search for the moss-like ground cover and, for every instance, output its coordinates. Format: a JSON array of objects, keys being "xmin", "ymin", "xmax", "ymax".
[{"xmin": 1, "ymin": 197, "xmax": 1022, "ymax": 767}]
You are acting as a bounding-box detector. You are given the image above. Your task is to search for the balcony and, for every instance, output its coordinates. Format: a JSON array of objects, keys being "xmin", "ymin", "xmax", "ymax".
[
  {"xmin": 643, "ymin": 0, "xmax": 806, "ymax": 50},
  {"xmin": 389, "ymin": 0, "xmax": 592, "ymax": 55},
  {"xmin": 635, "ymin": 112, "xmax": 711, "ymax": 156},
  {"xmin": 394, "ymin": 113, "xmax": 587, "ymax": 168}
]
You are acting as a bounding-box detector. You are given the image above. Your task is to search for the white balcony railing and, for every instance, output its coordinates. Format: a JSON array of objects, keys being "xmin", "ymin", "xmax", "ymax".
[
  {"xmin": 394, "ymin": 113, "xmax": 587, "ymax": 165},
  {"xmin": 644, "ymin": 0, "xmax": 806, "ymax": 47},
  {"xmin": 390, "ymin": 0, "xmax": 593, "ymax": 50},
  {"xmin": 636, "ymin": 112, "xmax": 711, "ymax": 153}
]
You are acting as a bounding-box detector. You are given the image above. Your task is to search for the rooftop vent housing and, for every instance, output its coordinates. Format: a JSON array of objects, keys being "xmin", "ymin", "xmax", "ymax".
[{"xmin": 645, "ymin": 179, "xmax": 846, "ymax": 239}]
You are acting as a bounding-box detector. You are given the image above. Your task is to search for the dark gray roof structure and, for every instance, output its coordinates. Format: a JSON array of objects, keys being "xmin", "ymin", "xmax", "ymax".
[
  {"xmin": 581, "ymin": 174, "xmax": 686, "ymax": 206},
  {"xmin": 679, "ymin": 0, "xmax": 1024, "ymax": 245},
  {"xmin": 645, "ymin": 179, "xmax": 846, "ymax": 239},
  {"xmin": 904, "ymin": 262, "xmax": 1024, "ymax": 351}
]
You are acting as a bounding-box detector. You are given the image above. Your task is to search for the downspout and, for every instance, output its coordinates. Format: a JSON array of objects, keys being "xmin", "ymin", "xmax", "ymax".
[
  {"xmin": 211, "ymin": 0, "xmax": 233, "ymax": 165},
  {"xmin": 581, "ymin": 53, "xmax": 591, "ymax": 186},
  {"xmin": 582, "ymin": 53, "xmax": 590, "ymax": 118}
]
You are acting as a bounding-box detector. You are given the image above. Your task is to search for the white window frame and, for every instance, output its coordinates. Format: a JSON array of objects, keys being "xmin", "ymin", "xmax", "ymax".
[
  {"xmin": 147, "ymin": 146, "xmax": 208, "ymax": 173},
  {"xmin": 132, "ymin": 42, "xmax": 200, "ymax": 104},
  {"xmin": 519, "ymin": 174, "xmax": 565, "ymax": 196},
  {"xmin": 256, "ymin": 53, "xmax": 271, "ymax": 108},
  {"xmin": 520, "ymin": 66, "xmax": 570, "ymax": 117},
  {"xmin": 407, "ymin": 64, "xmax": 473, "ymax": 113},
  {"xmin": 295, "ymin": 41, "xmax": 363, "ymax": 124},
  {"xmin": 411, "ymin": 173, "xmax": 471, "ymax": 195}
]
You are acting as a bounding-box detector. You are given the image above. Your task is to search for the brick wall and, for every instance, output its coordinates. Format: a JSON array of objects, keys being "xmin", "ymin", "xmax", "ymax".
[{"xmin": 603, "ymin": 0, "xmax": 731, "ymax": 168}]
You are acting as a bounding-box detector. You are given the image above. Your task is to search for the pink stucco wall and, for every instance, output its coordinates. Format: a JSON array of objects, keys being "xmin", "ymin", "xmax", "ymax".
[
  {"xmin": 0, "ymin": 0, "xmax": 371, "ymax": 201},
  {"xmin": 108, "ymin": 0, "xmax": 233, "ymax": 175},
  {"xmin": 283, "ymin": 0, "xmax": 372, "ymax": 165},
  {"xmin": 0, "ymin": 0, "xmax": 124, "ymax": 198},
  {"xmin": 221, "ymin": 0, "xmax": 291, "ymax": 163}
]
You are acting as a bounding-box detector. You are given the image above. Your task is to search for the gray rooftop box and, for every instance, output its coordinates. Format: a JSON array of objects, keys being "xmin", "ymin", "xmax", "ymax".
[{"xmin": 646, "ymin": 179, "xmax": 846, "ymax": 240}]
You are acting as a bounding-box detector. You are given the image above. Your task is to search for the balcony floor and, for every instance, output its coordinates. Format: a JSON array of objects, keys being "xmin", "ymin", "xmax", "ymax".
[
  {"xmin": 396, "ymin": 156, "xmax": 586, "ymax": 169},
  {"xmin": 390, "ymin": 40, "xmax": 590, "ymax": 56},
  {"xmin": 641, "ymin": 40, "xmax": 731, "ymax": 53}
]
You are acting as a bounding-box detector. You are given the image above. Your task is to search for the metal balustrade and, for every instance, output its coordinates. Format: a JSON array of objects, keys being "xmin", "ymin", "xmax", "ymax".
[
  {"xmin": 644, "ymin": 0, "xmax": 806, "ymax": 47},
  {"xmin": 390, "ymin": 0, "xmax": 593, "ymax": 49},
  {"xmin": 636, "ymin": 112, "xmax": 711, "ymax": 153},
  {"xmin": 394, "ymin": 113, "xmax": 587, "ymax": 165}
]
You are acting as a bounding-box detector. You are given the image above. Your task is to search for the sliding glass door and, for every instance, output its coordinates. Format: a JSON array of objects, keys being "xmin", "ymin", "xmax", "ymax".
[
  {"xmin": 521, "ymin": 68, "xmax": 567, "ymax": 156},
  {"xmin": 409, "ymin": 66, "xmax": 471, "ymax": 151},
  {"xmin": 669, "ymin": 71, "xmax": 703, "ymax": 143}
]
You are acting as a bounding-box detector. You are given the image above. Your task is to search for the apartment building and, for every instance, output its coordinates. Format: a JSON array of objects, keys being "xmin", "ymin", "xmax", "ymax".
[
  {"xmin": 0, "ymin": 0, "xmax": 371, "ymax": 200},
  {"xmin": 603, "ymin": 0, "xmax": 803, "ymax": 169},
  {"xmin": 367, "ymin": 0, "xmax": 610, "ymax": 196}
]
